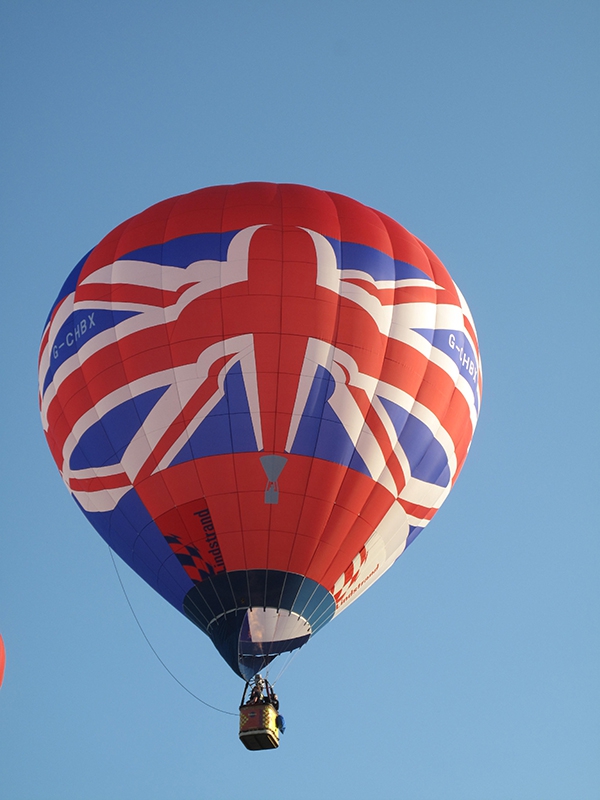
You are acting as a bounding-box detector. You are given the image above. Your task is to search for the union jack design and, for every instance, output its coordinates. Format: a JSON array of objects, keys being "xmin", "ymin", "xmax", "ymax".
[{"xmin": 39, "ymin": 183, "xmax": 481, "ymax": 677}]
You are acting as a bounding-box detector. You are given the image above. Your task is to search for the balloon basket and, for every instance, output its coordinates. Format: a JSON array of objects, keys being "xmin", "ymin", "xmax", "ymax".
[{"xmin": 239, "ymin": 703, "xmax": 280, "ymax": 750}]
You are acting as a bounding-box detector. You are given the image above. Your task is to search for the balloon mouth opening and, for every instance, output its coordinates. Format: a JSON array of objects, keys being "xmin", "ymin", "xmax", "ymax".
[
  {"xmin": 236, "ymin": 607, "xmax": 312, "ymax": 679},
  {"xmin": 182, "ymin": 569, "xmax": 335, "ymax": 678}
]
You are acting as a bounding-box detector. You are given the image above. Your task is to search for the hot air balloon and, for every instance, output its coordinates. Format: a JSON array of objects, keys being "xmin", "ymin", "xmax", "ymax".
[{"xmin": 39, "ymin": 183, "xmax": 481, "ymax": 710}]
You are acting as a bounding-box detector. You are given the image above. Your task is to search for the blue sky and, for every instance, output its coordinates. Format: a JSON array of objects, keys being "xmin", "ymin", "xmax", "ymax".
[{"xmin": 1, "ymin": 2, "xmax": 598, "ymax": 798}]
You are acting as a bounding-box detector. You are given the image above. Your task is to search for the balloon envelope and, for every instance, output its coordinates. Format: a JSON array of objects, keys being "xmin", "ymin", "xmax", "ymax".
[{"xmin": 39, "ymin": 183, "xmax": 481, "ymax": 679}]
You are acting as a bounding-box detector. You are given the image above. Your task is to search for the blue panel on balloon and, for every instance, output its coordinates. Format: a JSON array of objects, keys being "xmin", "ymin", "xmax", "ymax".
[
  {"xmin": 406, "ymin": 525, "xmax": 424, "ymax": 547},
  {"xmin": 170, "ymin": 360, "xmax": 258, "ymax": 465},
  {"xmin": 70, "ymin": 385, "xmax": 169, "ymax": 469},
  {"xmin": 43, "ymin": 308, "xmax": 140, "ymax": 393},
  {"xmin": 379, "ymin": 396, "xmax": 450, "ymax": 487},
  {"xmin": 413, "ymin": 327, "xmax": 480, "ymax": 410},
  {"xmin": 74, "ymin": 488, "xmax": 194, "ymax": 609},
  {"xmin": 291, "ymin": 365, "xmax": 370, "ymax": 476},
  {"xmin": 119, "ymin": 230, "xmax": 240, "ymax": 269},
  {"xmin": 326, "ymin": 237, "xmax": 433, "ymax": 282}
]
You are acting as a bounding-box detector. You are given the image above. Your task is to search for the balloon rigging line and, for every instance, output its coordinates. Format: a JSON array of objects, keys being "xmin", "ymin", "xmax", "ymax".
[
  {"xmin": 269, "ymin": 647, "xmax": 300, "ymax": 687},
  {"xmin": 108, "ymin": 547, "xmax": 237, "ymax": 716}
]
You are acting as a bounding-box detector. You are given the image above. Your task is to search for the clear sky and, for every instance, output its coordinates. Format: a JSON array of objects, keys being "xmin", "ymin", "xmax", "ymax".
[{"xmin": 1, "ymin": 2, "xmax": 598, "ymax": 798}]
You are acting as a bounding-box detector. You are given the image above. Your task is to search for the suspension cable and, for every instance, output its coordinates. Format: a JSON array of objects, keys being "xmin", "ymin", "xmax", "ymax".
[
  {"xmin": 270, "ymin": 647, "xmax": 301, "ymax": 687},
  {"xmin": 108, "ymin": 547, "xmax": 237, "ymax": 716}
]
